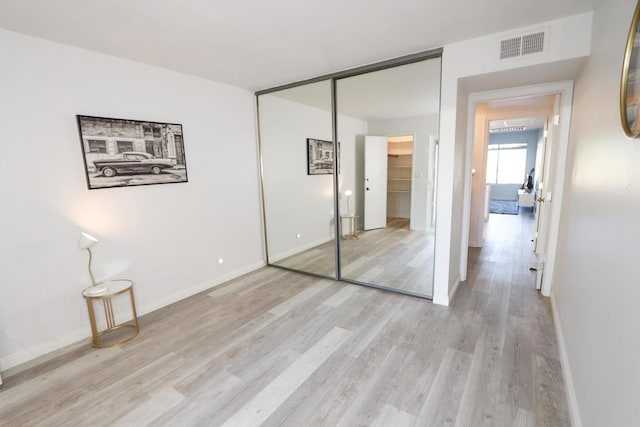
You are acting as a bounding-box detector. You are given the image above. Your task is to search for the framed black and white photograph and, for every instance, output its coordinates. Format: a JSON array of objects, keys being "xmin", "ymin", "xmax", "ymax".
[
  {"xmin": 77, "ymin": 115, "xmax": 188, "ymax": 189},
  {"xmin": 307, "ymin": 138, "xmax": 335, "ymax": 175}
]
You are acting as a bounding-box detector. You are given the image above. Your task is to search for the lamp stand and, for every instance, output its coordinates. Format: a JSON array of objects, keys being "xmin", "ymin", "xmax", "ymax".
[
  {"xmin": 347, "ymin": 196, "xmax": 351, "ymax": 216},
  {"xmin": 86, "ymin": 247, "xmax": 97, "ymax": 286}
]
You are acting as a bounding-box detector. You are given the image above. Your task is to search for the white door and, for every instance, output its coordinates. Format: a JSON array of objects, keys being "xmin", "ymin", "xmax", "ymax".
[
  {"xmin": 534, "ymin": 119, "xmax": 549, "ymax": 253},
  {"xmin": 364, "ymin": 136, "xmax": 388, "ymax": 230},
  {"xmin": 534, "ymin": 95, "xmax": 560, "ymax": 289}
]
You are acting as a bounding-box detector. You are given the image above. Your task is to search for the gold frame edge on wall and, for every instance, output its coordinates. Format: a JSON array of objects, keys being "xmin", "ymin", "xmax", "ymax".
[{"xmin": 620, "ymin": 0, "xmax": 640, "ymax": 138}]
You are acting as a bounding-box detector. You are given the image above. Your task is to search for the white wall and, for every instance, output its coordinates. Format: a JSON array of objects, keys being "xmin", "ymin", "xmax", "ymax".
[
  {"xmin": 435, "ymin": 12, "xmax": 593, "ymax": 305},
  {"xmin": 260, "ymin": 93, "xmax": 367, "ymax": 260},
  {"xmin": 338, "ymin": 115, "xmax": 369, "ymax": 224},
  {"xmin": 0, "ymin": 29, "xmax": 265, "ymax": 370},
  {"xmin": 368, "ymin": 114, "xmax": 439, "ymax": 232},
  {"xmin": 553, "ymin": 0, "xmax": 640, "ymax": 425}
]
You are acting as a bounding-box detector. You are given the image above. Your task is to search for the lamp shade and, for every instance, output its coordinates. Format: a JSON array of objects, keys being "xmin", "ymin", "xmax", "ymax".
[
  {"xmin": 78, "ymin": 232, "xmax": 99, "ymax": 250},
  {"xmin": 344, "ymin": 190, "xmax": 353, "ymax": 197}
]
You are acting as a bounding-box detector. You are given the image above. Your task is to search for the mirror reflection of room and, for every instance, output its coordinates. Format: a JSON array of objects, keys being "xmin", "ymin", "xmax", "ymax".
[
  {"xmin": 258, "ymin": 80, "xmax": 337, "ymax": 278},
  {"xmin": 337, "ymin": 58, "xmax": 441, "ymax": 297}
]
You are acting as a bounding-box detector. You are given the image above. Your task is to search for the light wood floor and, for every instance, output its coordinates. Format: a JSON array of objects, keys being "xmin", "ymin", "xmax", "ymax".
[
  {"xmin": 0, "ymin": 212, "xmax": 569, "ymax": 426},
  {"xmin": 275, "ymin": 218, "xmax": 435, "ymax": 296}
]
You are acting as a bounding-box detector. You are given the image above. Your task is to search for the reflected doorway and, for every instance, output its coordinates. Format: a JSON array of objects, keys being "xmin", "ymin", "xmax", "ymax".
[{"xmin": 386, "ymin": 135, "xmax": 414, "ymax": 229}]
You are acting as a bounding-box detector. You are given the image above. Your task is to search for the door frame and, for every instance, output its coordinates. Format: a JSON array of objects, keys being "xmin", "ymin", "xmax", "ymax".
[{"xmin": 460, "ymin": 81, "xmax": 574, "ymax": 297}]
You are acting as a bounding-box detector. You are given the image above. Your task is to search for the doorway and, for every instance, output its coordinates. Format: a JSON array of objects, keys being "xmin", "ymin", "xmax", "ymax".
[
  {"xmin": 482, "ymin": 115, "xmax": 548, "ymax": 289},
  {"xmin": 461, "ymin": 81, "xmax": 574, "ymax": 297},
  {"xmin": 387, "ymin": 135, "xmax": 414, "ymax": 230}
]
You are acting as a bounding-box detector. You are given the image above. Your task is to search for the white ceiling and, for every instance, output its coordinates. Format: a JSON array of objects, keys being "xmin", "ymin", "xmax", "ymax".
[
  {"xmin": 486, "ymin": 94, "xmax": 555, "ymax": 131},
  {"xmin": 0, "ymin": 0, "xmax": 597, "ymax": 91},
  {"xmin": 489, "ymin": 116, "xmax": 547, "ymax": 131},
  {"xmin": 270, "ymin": 58, "xmax": 441, "ymax": 120}
]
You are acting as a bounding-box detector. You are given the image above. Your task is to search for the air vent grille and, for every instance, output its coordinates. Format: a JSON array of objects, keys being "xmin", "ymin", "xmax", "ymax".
[
  {"xmin": 500, "ymin": 37, "xmax": 521, "ymax": 59},
  {"xmin": 522, "ymin": 32, "xmax": 545, "ymax": 56},
  {"xmin": 499, "ymin": 30, "xmax": 546, "ymax": 60}
]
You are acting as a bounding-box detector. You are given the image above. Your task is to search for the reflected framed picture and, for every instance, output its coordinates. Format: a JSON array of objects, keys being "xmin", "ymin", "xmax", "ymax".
[
  {"xmin": 77, "ymin": 115, "xmax": 188, "ymax": 189},
  {"xmin": 621, "ymin": 1, "xmax": 640, "ymax": 138},
  {"xmin": 307, "ymin": 138, "xmax": 334, "ymax": 175}
]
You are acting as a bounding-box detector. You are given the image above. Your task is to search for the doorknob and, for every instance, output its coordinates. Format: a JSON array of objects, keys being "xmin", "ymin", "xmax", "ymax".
[{"xmin": 537, "ymin": 197, "xmax": 545, "ymax": 203}]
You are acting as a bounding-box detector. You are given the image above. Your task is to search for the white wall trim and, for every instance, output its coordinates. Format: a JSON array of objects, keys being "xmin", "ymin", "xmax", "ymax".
[
  {"xmin": 432, "ymin": 294, "xmax": 449, "ymax": 306},
  {"xmin": 269, "ymin": 236, "xmax": 334, "ymax": 263},
  {"xmin": 551, "ymin": 295, "xmax": 583, "ymax": 427},
  {"xmin": 137, "ymin": 260, "xmax": 266, "ymax": 316},
  {"xmin": 0, "ymin": 260, "xmax": 266, "ymax": 373},
  {"xmin": 460, "ymin": 80, "xmax": 574, "ymax": 296},
  {"xmin": 0, "ymin": 329, "xmax": 90, "ymax": 374},
  {"xmin": 433, "ymin": 276, "xmax": 461, "ymax": 306}
]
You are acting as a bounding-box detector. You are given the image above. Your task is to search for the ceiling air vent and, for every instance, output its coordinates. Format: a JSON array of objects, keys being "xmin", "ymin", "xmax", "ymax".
[
  {"xmin": 499, "ymin": 29, "xmax": 547, "ymax": 60},
  {"xmin": 522, "ymin": 32, "xmax": 545, "ymax": 56},
  {"xmin": 500, "ymin": 37, "xmax": 522, "ymax": 59}
]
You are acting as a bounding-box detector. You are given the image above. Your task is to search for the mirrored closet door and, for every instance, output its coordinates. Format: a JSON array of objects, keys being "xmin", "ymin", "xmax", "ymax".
[
  {"xmin": 258, "ymin": 80, "xmax": 337, "ymax": 279},
  {"xmin": 257, "ymin": 51, "xmax": 441, "ymax": 299},
  {"xmin": 335, "ymin": 58, "xmax": 441, "ymax": 297}
]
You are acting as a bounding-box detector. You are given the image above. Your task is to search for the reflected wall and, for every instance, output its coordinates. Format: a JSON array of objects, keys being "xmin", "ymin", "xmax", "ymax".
[{"xmin": 258, "ymin": 80, "xmax": 336, "ymax": 278}]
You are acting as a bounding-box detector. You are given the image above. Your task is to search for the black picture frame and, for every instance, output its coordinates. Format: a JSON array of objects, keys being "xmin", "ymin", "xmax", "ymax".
[
  {"xmin": 306, "ymin": 138, "xmax": 340, "ymax": 175},
  {"xmin": 77, "ymin": 115, "xmax": 188, "ymax": 190}
]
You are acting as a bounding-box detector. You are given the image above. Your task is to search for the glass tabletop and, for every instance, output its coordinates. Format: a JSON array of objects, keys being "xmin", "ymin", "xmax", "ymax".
[{"xmin": 82, "ymin": 279, "xmax": 133, "ymax": 298}]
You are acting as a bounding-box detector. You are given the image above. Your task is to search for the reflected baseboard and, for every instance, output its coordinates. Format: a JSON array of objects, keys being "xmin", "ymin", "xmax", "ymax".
[{"xmin": 269, "ymin": 236, "xmax": 334, "ymax": 263}]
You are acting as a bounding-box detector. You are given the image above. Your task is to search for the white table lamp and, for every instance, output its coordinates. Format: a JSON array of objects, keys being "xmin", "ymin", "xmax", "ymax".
[
  {"xmin": 344, "ymin": 190, "xmax": 353, "ymax": 216},
  {"xmin": 78, "ymin": 232, "xmax": 106, "ymax": 294}
]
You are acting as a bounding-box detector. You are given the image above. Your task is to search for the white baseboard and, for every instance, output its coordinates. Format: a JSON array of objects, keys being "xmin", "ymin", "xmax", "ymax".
[
  {"xmin": 551, "ymin": 295, "xmax": 583, "ymax": 427},
  {"xmin": 137, "ymin": 260, "xmax": 266, "ymax": 316},
  {"xmin": 269, "ymin": 236, "xmax": 334, "ymax": 263},
  {"xmin": 432, "ymin": 294, "xmax": 449, "ymax": 306},
  {"xmin": 0, "ymin": 328, "xmax": 90, "ymax": 374},
  {"xmin": 433, "ymin": 276, "xmax": 462, "ymax": 306},
  {"xmin": 0, "ymin": 260, "xmax": 266, "ymax": 373}
]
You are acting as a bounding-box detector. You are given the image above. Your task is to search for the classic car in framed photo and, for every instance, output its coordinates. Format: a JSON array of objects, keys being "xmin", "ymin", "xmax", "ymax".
[
  {"xmin": 307, "ymin": 138, "xmax": 336, "ymax": 175},
  {"xmin": 77, "ymin": 115, "xmax": 188, "ymax": 189}
]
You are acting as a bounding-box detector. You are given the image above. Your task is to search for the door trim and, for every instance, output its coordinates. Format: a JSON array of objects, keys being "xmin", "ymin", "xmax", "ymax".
[{"xmin": 460, "ymin": 81, "xmax": 574, "ymax": 297}]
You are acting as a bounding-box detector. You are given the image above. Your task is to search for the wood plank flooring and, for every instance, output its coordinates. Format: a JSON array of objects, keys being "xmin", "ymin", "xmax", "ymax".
[
  {"xmin": 0, "ymin": 212, "xmax": 570, "ymax": 426},
  {"xmin": 275, "ymin": 218, "xmax": 435, "ymax": 296}
]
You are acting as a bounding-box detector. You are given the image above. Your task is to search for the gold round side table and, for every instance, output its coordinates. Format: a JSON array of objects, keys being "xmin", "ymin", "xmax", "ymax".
[
  {"xmin": 340, "ymin": 214, "xmax": 358, "ymax": 239},
  {"xmin": 82, "ymin": 279, "xmax": 140, "ymax": 348}
]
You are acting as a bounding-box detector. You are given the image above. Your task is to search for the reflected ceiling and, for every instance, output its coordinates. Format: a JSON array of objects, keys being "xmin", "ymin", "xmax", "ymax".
[{"xmin": 271, "ymin": 59, "xmax": 441, "ymax": 120}]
